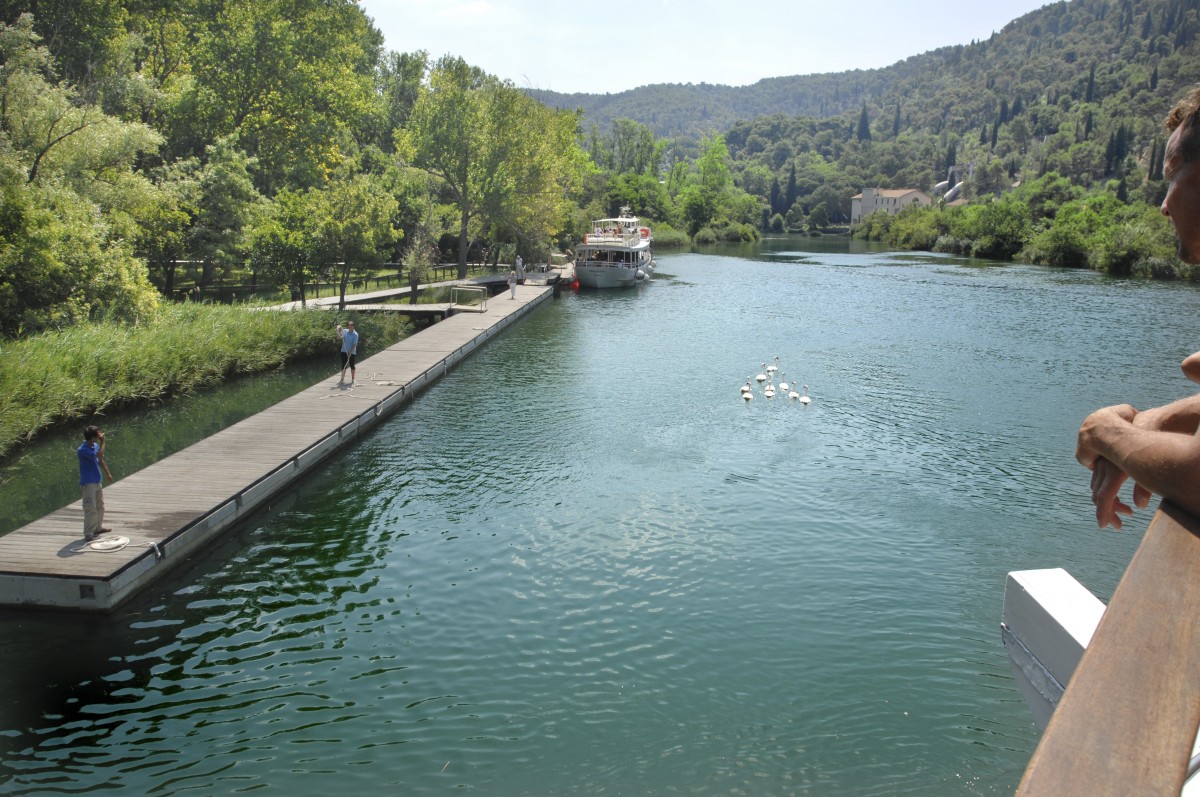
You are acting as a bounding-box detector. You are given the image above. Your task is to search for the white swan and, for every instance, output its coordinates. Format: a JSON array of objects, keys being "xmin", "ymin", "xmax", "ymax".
[
  {"xmin": 799, "ymin": 385, "xmax": 811, "ymax": 405},
  {"xmin": 787, "ymin": 384, "xmax": 799, "ymax": 400},
  {"xmin": 755, "ymin": 363, "xmax": 767, "ymax": 383},
  {"xmin": 741, "ymin": 377, "xmax": 753, "ymax": 394},
  {"xmin": 764, "ymin": 378, "xmax": 776, "ymax": 399},
  {"xmin": 767, "ymin": 355, "xmax": 779, "ymax": 375},
  {"xmin": 742, "ymin": 388, "xmax": 754, "ymax": 401},
  {"xmin": 779, "ymin": 374, "xmax": 789, "ymax": 393}
]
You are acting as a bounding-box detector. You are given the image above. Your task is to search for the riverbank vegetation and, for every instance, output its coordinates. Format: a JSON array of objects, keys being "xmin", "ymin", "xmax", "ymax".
[
  {"xmin": 0, "ymin": 304, "xmax": 410, "ymax": 457},
  {"xmin": 852, "ymin": 171, "xmax": 1196, "ymax": 278}
]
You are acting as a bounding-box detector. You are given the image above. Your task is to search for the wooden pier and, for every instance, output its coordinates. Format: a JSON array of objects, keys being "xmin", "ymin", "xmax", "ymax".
[{"xmin": 0, "ymin": 283, "xmax": 555, "ymax": 612}]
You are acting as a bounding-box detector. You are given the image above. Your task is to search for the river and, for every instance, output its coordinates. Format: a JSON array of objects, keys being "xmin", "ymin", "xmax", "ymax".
[{"xmin": 1, "ymin": 236, "xmax": 1197, "ymax": 795}]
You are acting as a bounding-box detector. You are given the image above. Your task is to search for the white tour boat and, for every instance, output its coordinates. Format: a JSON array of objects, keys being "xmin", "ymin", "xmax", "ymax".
[{"xmin": 574, "ymin": 208, "xmax": 654, "ymax": 289}]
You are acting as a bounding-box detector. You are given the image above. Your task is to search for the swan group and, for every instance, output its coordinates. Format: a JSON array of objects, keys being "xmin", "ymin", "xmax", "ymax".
[{"xmin": 738, "ymin": 358, "xmax": 812, "ymax": 406}]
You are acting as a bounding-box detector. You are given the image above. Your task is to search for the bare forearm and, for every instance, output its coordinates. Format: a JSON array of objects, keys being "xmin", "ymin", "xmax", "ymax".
[
  {"xmin": 1085, "ymin": 418, "xmax": 1200, "ymax": 518},
  {"xmin": 1133, "ymin": 393, "xmax": 1200, "ymax": 435}
]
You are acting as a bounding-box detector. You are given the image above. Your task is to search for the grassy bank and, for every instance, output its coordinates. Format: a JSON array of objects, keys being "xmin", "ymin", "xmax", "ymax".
[{"xmin": 0, "ymin": 304, "xmax": 412, "ymax": 458}]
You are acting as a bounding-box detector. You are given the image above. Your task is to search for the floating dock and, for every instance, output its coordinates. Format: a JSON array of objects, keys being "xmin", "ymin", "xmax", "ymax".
[{"xmin": 0, "ymin": 283, "xmax": 553, "ymax": 611}]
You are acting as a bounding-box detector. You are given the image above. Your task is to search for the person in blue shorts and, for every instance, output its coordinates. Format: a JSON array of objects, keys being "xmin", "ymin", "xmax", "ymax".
[{"xmin": 78, "ymin": 425, "xmax": 113, "ymax": 541}]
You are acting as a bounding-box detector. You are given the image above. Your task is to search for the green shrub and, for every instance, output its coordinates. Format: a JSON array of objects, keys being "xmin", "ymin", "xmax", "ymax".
[
  {"xmin": 1022, "ymin": 223, "xmax": 1090, "ymax": 268},
  {"xmin": 649, "ymin": 222, "xmax": 690, "ymax": 247},
  {"xmin": 889, "ymin": 206, "xmax": 942, "ymax": 251},
  {"xmin": 933, "ymin": 235, "xmax": 972, "ymax": 255}
]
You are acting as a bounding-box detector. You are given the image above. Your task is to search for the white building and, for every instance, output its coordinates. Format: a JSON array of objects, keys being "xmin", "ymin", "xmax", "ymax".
[{"xmin": 850, "ymin": 188, "xmax": 933, "ymax": 224}]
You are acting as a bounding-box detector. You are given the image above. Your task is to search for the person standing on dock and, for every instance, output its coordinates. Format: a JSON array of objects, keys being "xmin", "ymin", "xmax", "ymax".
[
  {"xmin": 78, "ymin": 425, "xmax": 113, "ymax": 541},
  {"xmin": 508, "ymin": 269, "xmax": 517, "ymax": 299},
  {"xmin": 516, "ymin": 254, "xmax": 525, "ymax": 284},
  {"xmin": 1076, "ymin": 87, "xmax": 1200, "ymax": 528},
  {"xmin": 337, "ymin": 321, "xmax": 359, "ymax": 385}
]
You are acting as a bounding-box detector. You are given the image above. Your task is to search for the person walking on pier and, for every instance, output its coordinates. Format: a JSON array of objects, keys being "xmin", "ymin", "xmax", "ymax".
[
  {"xmin": 78, "ymin": 425, "xmax": 113, "ymax": 541},
  {"xmin": 337, "ymin": 321, "xmax": 359, "ymax": 385},
  {"xmin": 1076, "ymin": 87, "xmax": 1200, "ymax": 528},
  {"xmin": 508, "ymin": 269, "xmax": 517, "ymax": 299}
]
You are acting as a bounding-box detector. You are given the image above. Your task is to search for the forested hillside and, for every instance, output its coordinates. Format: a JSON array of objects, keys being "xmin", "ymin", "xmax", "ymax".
[
  {"xmin": 534, "ymin": 0, "xmax": 1200, "ymax": 149},
  {"xmin": 531, "ymin": 73, "xmax": 875, "ymax": 139}
]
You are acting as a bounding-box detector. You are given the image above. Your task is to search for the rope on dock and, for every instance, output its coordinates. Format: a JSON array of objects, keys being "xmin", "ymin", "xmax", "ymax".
[
  {"xmin": 70, "ymin": 535, "xmax": 164, "ymax": 560},
  {"xmin": 316, "ymin": 372, "xmax": 397, "ymax": 399}
]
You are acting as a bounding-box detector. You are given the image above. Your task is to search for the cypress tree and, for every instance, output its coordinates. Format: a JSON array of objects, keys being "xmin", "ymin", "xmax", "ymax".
[
  {"xmin": 857, "ymin": 103, "xmax": 871, "ymax": 141},
  {"xmin": 1175, "ymin": 18, "xmax": 1193, "ymax": 48},
  {"xmin": 1161, "ymin": 0, "xmax": 1177, "ymax": 36}
]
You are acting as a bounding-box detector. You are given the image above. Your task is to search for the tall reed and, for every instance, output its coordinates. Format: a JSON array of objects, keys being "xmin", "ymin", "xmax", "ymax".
[{"xmin": 0, "ymin": 304, "xmax": 411, "ymax": 458}]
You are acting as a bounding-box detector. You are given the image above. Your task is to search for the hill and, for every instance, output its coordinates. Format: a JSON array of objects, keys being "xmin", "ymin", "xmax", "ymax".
[
  {"xmin": 530, "ymin": 72, "xmax": 883, "ymax": 139},
  {"xmin": 532, "ymin": 0, "xmax": 1200, "ymax": 146}
]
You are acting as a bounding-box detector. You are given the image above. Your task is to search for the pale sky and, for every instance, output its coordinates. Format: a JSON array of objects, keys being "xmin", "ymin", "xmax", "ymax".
[{"xmin": 359, "ymin": 0, "xmax": 1054, "ymax": 95}]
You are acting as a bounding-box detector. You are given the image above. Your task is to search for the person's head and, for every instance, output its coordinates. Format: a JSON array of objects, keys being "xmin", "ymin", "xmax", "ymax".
[
  {"xmin": 1161, "ymin": 87, "xmax": 1200, "ymax": 263},
  {"xmin": 347, "ymin": 321, "xmax": 355, "ymax": 331},
  {"xmin": 84, "ymin": 425, "xmax": 101, "ymax": 442}
]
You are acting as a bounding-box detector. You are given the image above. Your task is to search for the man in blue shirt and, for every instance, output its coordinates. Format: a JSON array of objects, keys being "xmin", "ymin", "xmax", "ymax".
[
  {"xmin": 337, "ymin": 320, "xmax": 359, "ymax": 386},
  {"xmin": 78, "ymin": 425, "xmax": 113, "ymax": 541}
]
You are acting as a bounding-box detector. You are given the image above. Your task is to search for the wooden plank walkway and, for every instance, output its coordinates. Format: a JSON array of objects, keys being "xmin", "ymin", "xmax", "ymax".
[
  {"xmin": 299, "ymin": 302, "xmax": 475, "ymax": 320},
  {"xmin": 276, "ymin": 268, "xmax": 566, "ymax": 311},
  {"xmin": 0, "ymin": 283, "xmax": 554, "ymax": 611}
]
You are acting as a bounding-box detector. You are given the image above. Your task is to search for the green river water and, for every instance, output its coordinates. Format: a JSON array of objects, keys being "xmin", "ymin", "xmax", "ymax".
[{"xmin": 2, "ymin": 236, "xmax": 1197, "ymax": 795}]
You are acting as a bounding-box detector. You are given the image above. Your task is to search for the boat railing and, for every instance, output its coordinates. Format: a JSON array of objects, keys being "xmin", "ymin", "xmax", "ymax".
[
  {"xmin": 1014, "ymin": 500, "xmax": 1200, "ymax": 796},
  {"xmin": 583, "ymin": 226, "xmax": 650, "ymax": 245},
  {"xmin": 576, "ymin": 257, "xmax": 631, "ymax": 269}
]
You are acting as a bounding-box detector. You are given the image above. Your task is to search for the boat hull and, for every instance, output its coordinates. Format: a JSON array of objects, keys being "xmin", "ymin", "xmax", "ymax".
[{"xmin": 575, "ymin": 264, "xmax": 641, "ymax": 289}]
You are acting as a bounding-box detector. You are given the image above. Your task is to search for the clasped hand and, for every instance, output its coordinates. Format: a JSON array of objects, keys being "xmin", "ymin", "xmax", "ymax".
[{"xmin": 1076, "ymin": 404, "xmax": 1151, "ymax": 529}]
